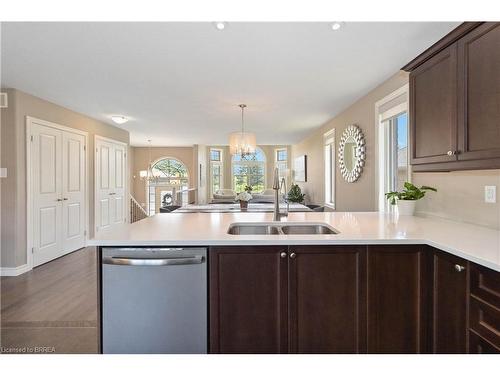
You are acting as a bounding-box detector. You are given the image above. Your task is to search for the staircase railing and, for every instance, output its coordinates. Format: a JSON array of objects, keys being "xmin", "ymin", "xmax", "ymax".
[{"xmin": 130, "ymin": 194, "xmax": 148, "ymax": 223}]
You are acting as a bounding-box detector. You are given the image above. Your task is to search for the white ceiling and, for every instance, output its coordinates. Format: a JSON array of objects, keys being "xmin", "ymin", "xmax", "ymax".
[{"xmin": 1, "ymin": 22, "xmax": 459, "ymax": 146}]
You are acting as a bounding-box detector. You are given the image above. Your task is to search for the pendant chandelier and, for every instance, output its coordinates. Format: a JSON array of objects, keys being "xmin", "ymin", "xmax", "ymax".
[
  {"xmin": 139, "ymin": 140, "xmax": 160, "ymax": 184},
  {"xmin": 229, "ymin": 104, "xmax": 256, "ymax": 156}
]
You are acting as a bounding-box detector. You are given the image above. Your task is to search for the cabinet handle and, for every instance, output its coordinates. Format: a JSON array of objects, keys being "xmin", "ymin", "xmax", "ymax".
[
  {"xmin": 290, "ymin": 252, "xmax": 296, "ymax": 259},
  {"xmin": 109, "ymin": 192, "xmax": 116, "ymax": 195},
  {"xmin": 56, "ymin": 198, "xmax": 63, "ymax": 202},
  {"xmin": 454, "ymin": 264, "xmax": 465, "ymax": 272},
  {"xmin": 280, "ymin": 252, "xmax": 287, "ymax": 258},
  {"xmin": 447, "ymin": 150, "xmax": 460, "ymax": 156},
  {"xmin": 63, "ymin": 198, "xmax": 68, "ymax": 201}
]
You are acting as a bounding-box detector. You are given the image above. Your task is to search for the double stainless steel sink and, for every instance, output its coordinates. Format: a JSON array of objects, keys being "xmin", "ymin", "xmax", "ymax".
[{"xmin": 227, "ymin": 222, "xmax": 339, "ymax": 235}]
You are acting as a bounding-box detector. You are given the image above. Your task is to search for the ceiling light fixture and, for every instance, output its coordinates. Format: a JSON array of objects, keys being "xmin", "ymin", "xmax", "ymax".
[
  {"xmin": 140, "ymin": 140, "xmax": 160, "ymax": 184},
  {"xmin": 213, "ymin": 22, "xmax": 227, "ymax": 30},
  {"xmin": 331, "ymin": 22, "xmax": 342, "ymax": 31},
  {"xmin": 111, "ymin": 115, "xmax": 129, "ymax": 125},
  {"xmin": 229, "ymin": 104, "xmax": 256, "ymax": 157}
]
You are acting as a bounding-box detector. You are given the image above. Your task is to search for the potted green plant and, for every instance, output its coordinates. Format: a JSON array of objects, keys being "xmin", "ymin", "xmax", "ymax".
[
  {"xmin": 385, "ymin": 182, "xmax": 437, "ymax": 215},
  {"xmin": 287, "ymin": 184, "xmax": 306, "ymax": 204}
]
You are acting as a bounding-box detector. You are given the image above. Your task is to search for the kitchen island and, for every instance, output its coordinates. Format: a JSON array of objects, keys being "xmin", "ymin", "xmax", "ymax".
[{"xmin": 90, "ymin": 212, "xmax": 500, "ymax": 354}]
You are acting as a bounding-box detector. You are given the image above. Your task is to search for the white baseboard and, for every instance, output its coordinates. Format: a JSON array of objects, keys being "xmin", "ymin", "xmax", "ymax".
[{"xmin": 0, "ymin": 264, "xmax": 32, "ymax": 276}]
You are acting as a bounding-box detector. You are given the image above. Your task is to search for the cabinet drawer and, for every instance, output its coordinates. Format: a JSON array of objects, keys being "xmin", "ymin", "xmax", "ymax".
[
  {"xmin": 470, "ymin": 297, "xmax": 500, "ymax": 348},
  {"xmin": 470, "ymin": 264, "xmax": 500, "ymax": 308},
  {"xmin": 469, "ymin": 330, "xmax": 500, "ymax": 354}
]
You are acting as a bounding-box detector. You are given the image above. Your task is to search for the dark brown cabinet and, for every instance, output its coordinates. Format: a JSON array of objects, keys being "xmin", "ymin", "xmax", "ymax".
[
  {"xmin": 209, "ymin": 246, "xmax": 288, "ymax": 353},
  {"xmin": 209, "ymin": 244, "xmax": 499, "ymax": 354},
  {"xmin": 405, "ymin": 22, "xmax": 500, "ymax": 171},
  {"xmin": 410, "ymin": 44, "xmax": 458, "ymax": 165},
  {"xmin": 457, "ymin": 23, "xmax": 500, "ymax": 163},
  {"xmin": 209, "ymin": 245, "xmax": 365, "ymax": 354},
  {"xmin": 288, "ymin": 246, "xmax": 366, "ymax": 353},
  {"xmin": 431, "ymin": 250, "xmax": 468, "ymax": 353},
  {"xmin": 366, "ymin": 245, "xmax": 430, "ymax": 353}
]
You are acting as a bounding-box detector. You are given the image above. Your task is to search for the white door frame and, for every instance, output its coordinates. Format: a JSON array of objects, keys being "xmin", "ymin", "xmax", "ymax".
[
  {"xmin": 26, "ymin": 116, "xmax": 89, "ymax": 271},
  {"xmin": 374, "ymin": 84, "xmax": 410, "ymax": 212},
  {"xmin": 94, "ymin": 135, "xmax": 129, "ymax": 231}
]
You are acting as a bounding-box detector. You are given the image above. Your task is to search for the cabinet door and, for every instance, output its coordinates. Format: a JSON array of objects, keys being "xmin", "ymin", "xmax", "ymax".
[
  {"xmin": 209, "ymin": 246, "xmax": 288, "ymax": 353},
  {"xmin": 457, "ymin": 22, "xmax": 500, "ymax": 161},
  {"xmin": 432, "ymin": 250, "xmax": 468, "ymax": 353},
  {"xmin": 367, "ymin": 245, "xmax": 430, "ymax": 353},
  {"xmin": 288, "ymin": 246, "xmax": 366, "ymax": 353},
  {"xmin": 410, "ymin": 43, "xmax": 458, "ymax": 165}
]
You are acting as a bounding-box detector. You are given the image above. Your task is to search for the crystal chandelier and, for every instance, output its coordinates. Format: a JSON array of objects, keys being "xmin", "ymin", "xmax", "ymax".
[
  {"xmin": 229, "ymin": 104, "xmax": 256, "ymax": 156},
  {"xmin": 139, "ymin": 140, "xmax": 160, "ymax": 184}
]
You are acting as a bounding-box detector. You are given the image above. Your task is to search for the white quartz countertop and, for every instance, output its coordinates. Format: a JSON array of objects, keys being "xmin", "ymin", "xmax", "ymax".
[{"xmin": 89, "ymin": 212, "xmax": 500, "ymax": 272}]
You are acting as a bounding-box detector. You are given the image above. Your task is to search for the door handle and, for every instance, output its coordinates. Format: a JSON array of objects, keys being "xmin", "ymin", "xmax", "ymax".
[{"xmin": 102, "ymin": 255, "xmax": 205, "ymax": 266}]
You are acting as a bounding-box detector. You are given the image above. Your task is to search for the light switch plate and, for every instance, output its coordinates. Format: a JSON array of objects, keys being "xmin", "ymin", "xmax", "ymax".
[
  {"xmin": 485, "ymin": 186, "xmax": 496, "ymax": 203},
  {"xmin": 0, "ymin": 168, "xmax": 7, "ymax": 178}
]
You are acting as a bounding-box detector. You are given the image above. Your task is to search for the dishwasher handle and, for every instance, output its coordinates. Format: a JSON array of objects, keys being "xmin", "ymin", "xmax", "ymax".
[{"xmin": 103, "ymin": 255, "xmax": 204, "ymax": 266}]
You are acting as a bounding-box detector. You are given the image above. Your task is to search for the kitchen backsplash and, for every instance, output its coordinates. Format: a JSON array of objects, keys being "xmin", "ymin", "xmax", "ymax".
[{"xmin": 412, "ymin": 169, "xmax": 500, "ymax": 230}]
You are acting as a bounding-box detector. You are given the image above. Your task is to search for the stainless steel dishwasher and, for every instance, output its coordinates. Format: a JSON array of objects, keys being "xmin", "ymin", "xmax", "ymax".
[{"xmin": 101, "ymin": 247, "xmax": 207, "ymax": 354}]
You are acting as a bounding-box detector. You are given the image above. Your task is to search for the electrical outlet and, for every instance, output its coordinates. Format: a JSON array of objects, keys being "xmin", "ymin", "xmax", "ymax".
[{"xmin": 484, "ymin": 186, "xmax": 496, "ymax": 203}]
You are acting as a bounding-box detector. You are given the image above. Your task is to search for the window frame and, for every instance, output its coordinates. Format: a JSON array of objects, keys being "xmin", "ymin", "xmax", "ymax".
[
  {"xmin": 209, "ymin": 147, "xmax": 224, "ymax": 197},
  {"xmin": 324, "ymin": 129, "xmax": 335, "ymax": 209},
  {"xmin": 275, "ymin": 147, "xmax": 288, "ymax": 183}
]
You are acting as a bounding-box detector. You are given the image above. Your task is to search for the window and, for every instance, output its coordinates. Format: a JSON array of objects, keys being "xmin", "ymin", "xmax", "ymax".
[
  {"xmin": 324, "ymin": 129, "xmax": 335, "ymax": 208},
  {"xmin": 275, "ymin": 148, "xmax": 288, "ymax": 181},
  {"xmin": 381, "ymin": 112, "xmax": 409, "ymax": 195},
  {"xmin": 376, "ymin": 84, "xmax": 409, "ymax": 212},
  {"xmin": 147, "ymin": 158, "xmax": 189, "ymax": 215},
  {"xmin": 209, "ymin": 148, "xmax": 223, "ymax": 195},
  {"xmin": 231, "ymin": 148, "xmax": 266, "ymax": 193}
]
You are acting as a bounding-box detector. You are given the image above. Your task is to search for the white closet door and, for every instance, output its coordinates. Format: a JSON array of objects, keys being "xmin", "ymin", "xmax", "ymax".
[
  {"xmin": 111, "ymin": 143, "xmax": 126, "ymax": 225},
  {"xmin": 61, "ymin": 131, "xmax": 86, "ymax": 252},
  {"xmin": 32, "ymin": 123, "xmax": 63, "ymax": 267},
  {"xmin": 95, "ymin": 138, "xmax": 126, "ymax": 232}
]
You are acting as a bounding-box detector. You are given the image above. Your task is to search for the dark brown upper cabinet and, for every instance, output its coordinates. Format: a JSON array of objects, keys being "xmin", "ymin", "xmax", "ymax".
[
  {"xmin": 405, "ymin": 22, "xmax": 500, "ymax": 171},
  {"xmin": 457, "ymin": 23, "xmax": 500, "ymax": 163},
  {"xmin": 410, "ymin": 44, "xmax": 458, "ymax": 165},
  {"xmin": 431, "ymin": 250, "xmax": 468, "ymax": 353}
]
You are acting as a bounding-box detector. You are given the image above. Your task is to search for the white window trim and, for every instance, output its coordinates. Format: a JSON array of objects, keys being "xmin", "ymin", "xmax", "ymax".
[
  {"xmin": 324, "ymin": 129, "xmax": 335, "ymax": 209},
  {"xmin": 209, "ymin": 147, "xmax": 224, "ymax": 196},
  {"xmin": 375, "ymin": 84, "xmax": 410, "ymax": 212}
]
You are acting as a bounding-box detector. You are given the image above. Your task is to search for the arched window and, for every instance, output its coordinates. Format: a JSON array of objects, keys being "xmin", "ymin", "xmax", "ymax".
[
  {"xmin": 148, "ymin": 158, "xmax": 189, "ymax": 215},
  {"xmin": 231, "ymin": 148, "xmax": 266, "ymax": 193}
]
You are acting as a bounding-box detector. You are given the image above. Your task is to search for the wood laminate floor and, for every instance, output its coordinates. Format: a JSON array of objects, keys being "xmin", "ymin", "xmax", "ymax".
[{"xmin": 0, "ymin": 247, "xmax": 98, "ymax": 354}]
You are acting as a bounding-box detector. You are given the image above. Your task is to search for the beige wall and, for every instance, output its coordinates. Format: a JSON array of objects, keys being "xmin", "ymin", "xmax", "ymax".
[
  {"xmin": 131, "ymin": 146, "xmax": 195, "ymax": 207},
  {"xmin": 413, "ymin": 170, "xmax": 500, "ymax": 230},
  {"xmin": 291, "ymin": 72, "xmax": 409, "ymax": 210},
  {"xmin": 0, "ymin": 88, "xmax": 129, "ymax": 268}
]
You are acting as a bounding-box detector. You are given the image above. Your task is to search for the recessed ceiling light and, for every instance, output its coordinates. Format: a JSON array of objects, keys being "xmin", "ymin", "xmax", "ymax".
[
  {"xmin": 111, "ymin": 115, "xmax": 129, "ymax": 125},
  {"xmin": 331, "ymin": 22, "xmax": 342, "ymax": 31},
  {"xmin": 213, "ymin": 22, "xmax": 227, "ymax": 31}
]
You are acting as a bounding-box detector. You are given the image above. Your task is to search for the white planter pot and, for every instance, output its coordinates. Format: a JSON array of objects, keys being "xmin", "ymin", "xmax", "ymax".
[{"xmin": 397, "ymin": 200, "xmax": 416, "ymax": 215}]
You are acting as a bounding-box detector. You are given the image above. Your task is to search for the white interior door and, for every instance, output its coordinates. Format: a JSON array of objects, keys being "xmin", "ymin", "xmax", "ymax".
[
  {"xmin": 112, "ymin": 143, "xmax": 126, "ymax": 225},
  {"xmin": 32, "ymin": 123, "xmax": 63, "ymax": 266},
  {"xmin": 95, "ymin": 138, "xmax": 126, "ymax": 232},
  {"xmin": 61, "ymin": 131, "xmax": 86, "ymax": 252},
  {"xmin": 31, "ymin": 122, "xmax": 87, "ymax": 267}
]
